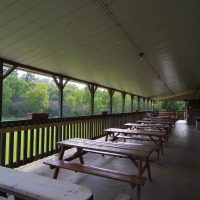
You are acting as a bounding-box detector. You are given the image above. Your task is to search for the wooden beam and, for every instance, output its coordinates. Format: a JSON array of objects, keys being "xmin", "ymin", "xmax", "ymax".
[
  {"xmin": 52, "ymin": 76, "xmax": 69, "ymax": 118},
  {"xmin": 121, "ymin": 92, "xmax": 126, "ymax": 113},
  {"xmin": 108, "ymin": 89, "xmax": 114, "ymax": 114},
  {"xmin": 88, "ymin": 84, "xmax": 97, "ymax": 115},
  {"xmin": 131, "ymin": 95, "xmax": 134, "ymax": 112},
  {"xmin": 0, "ymin": 59, "xmax": 3, "ymax": 121},
  {"xmin": 137, "ymin": 96, "xmax": 140, "ymax": 111},
  {"xmin": 1, "ymin": 58, "xmax": 147, "ymax": 100},
  {"xmin": 3, "ymin": 65, "xmax": 17, "ymax": 80},
  {"xmin": 143, "ymin": 97, "xmax": 146, "ymax": 111}
]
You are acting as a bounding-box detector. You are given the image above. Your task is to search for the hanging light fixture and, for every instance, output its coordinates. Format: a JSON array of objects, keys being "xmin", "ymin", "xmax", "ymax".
[{"xmin": 138, "ymin": 52, "xmax": 144, "ymax": 60}]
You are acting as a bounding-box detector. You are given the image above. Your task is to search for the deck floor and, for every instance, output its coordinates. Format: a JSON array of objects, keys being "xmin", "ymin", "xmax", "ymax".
[{"xmin": 16, "ymin": 121, "xmax": 200, "ymax": 200}]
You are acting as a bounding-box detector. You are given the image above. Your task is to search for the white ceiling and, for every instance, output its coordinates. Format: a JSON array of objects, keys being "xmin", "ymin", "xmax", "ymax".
[{"xmin": 0, "ymin": 0, "xmax": 200, "ymax": 99}]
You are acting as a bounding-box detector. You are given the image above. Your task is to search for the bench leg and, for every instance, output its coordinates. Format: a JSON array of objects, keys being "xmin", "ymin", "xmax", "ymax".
[
  {"xmin": 77, "ymin": 148, "xmax": 84, "ymax": 164},
  {"xmin": 136, "ymin": 185, "xmax": 141, "ymax": 200},
  {"xmin": 156, "ymin": 149, "xmax": 160, "ymax": 164},
  {"xmin": 53, "ymin": 146, "xmax": 65, "ymax": 179},
  {"xmin": 0, "ymin": 191, "xmax": 7, "ymax": 198},
  {"xmin": 158, "ymin": 137, "xmax": 164, "ymax": 155},
  {"xmin": 147, "ymin": 161, "xmax": 152, "ymax": 182}
]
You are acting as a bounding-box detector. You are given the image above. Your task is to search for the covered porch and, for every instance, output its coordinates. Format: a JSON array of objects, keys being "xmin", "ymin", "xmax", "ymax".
[
  {"xmin": 15, "ymin": 121, "xmax": 200, "ymax": 200},
  {"xmin": 0, "ymin": 0, "xmax": 200, "ymax": 200}
]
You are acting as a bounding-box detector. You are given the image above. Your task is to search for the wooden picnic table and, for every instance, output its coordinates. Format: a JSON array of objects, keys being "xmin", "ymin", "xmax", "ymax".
[
  {"xmin": 138, "ymin": 119, "xmax": 173, "ymax": 127},
  {"xmin": 44, "ymin": 138, "xmax": 154, "ymax": 200},
  {"xmin": 104, "ymin": 128, "xmax": 166, "ymax": 156},
  {"xmin": 55, "ymin": 138, "xmax": 155, "ymax": 178},
  {"xmin": 125, "ymin": 122, "xmax": 170, "ymax": 130},
  {"xmin": 125, "ymin": 122, "xmax": 170, "ymax": 142}
]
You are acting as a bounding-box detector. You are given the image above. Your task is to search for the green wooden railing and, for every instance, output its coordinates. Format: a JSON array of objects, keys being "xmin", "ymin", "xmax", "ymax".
[{"xmin": 0, "ymin": 112, "xmax": 146, "ymax": 168}]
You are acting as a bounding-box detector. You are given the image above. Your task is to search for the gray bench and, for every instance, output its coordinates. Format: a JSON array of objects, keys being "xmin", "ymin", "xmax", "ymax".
[{"xmin": 0, "ymin": 166, "xmax": 93, "ymax": 200}]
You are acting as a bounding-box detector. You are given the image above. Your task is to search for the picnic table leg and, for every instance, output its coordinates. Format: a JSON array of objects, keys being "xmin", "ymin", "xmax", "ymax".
[
  {"xmin": 156, "ymin": 149, "xmax": 160, "ymax": 164},
  {"xmin": 138, "ymin": 159, "xmax": 142, "ymax": 176},
  {"xmin": 53, "ymin": 146, "xmax": 65, "ymax": 179},
  {"xmin": 77, "ymin": 148, "xmax": 84, "ymax": 164},
  {"xmin": 0, "ymin": 191, "xmax": 7, "ymax": 198},
  {"xmin": 105, "ymin": 132, "xmax": 109, "ymax": 141},
  {"xmin": 147, "ymin": 161, "xmax": 152, "ymax": 182},
  {"xmin": 136, "ymin": 185, "xmax": 141, "ymax": 200},
  {"xmin": 159, "ymin": 137, "xmax": 164, "ymax": 155}
]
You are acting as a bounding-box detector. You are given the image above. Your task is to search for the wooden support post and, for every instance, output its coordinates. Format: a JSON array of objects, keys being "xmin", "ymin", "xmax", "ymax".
[
  {"xmin": 0, "ymin": 60, "xmax": 3, "ymax": 168},
  {"xmin": 170, "ymin": 100, "xmax": 172, "ymax": 120},
  {"xmin": 53, "ymin": 76, "xmax": 68, "ymax": 118},
  {"xmin": 131, "ymin": 95, "xmax": 134, "ymax": 112},
  {"xmin": 0, "ymin": 59, "xmax": 3, "ymax": 121},
  {"xmin": 137, "ymin": 96, "xmax": 140, "ymax": 111},
  {"xmin": 108, "ymin": 89, "xmax": 114, "ymax": 114},
  {"xmin": 185, "ymin": 100, "xmax": 187, "ymax": 120},
  {"xmin": 146, "ymin": 98, "xmax": 149, "ymax": 111},
  {"xmin": 121, "ymin": 92, "xmax": 126, "ymax": 113},
  {"xmin": 143, "ymin": 97, "xmax": 145, "ymax": 112},
  {"xmin": 88, "ymin": 84, "xmax": 97, "ymax": 115},
  {"xmin": 150, "ymin": 100, "xmax": 153, "ymax": 110}
]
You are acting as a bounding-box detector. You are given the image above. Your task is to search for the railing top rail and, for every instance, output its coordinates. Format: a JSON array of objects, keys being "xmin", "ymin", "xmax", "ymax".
[{"xmin": 0, "ymin": 111, "xmax": 149, "ymax": 128}]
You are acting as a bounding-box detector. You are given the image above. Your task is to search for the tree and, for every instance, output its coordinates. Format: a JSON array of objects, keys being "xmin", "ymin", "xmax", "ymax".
[
  {"xmin": 112, "ymin": 92, "xmax": 122, "ymax": 113},
  {"xmin": 94, "ymin": 89, "xmax": 109, "ymax": 114},
  {"xmin": 64, "ymin": 84, "xmax": 87, "ymax": 117},
  {"xmin": 125, "ymin": 95, "xmax": 131, "ymax": 113},
  {"xmin": 3, "ymin": 73, "xmax": 29, "ymax": 119},
  {"xmin": 25, "ymin": 83, "xmax": 49, "ymax": 113}
]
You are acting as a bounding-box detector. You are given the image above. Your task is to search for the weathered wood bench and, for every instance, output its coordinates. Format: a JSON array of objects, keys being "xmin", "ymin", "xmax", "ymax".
[
  {"xmin": 83, "ymin": 149, "xmax": 157, "ymax": 163},
  {"xmin": 116, "ymin": 135, "xmax": 160, "ymax": 142},
  {"xmin": 44, "ymin": 159, "xmax": 147, "ymax": 200},
  {"xmin": 0, "ymin": 166, "xmax": 93, "ymax": 200},
  {"xmin": 109, "ymin": 137, "xmax": 160, "ymax": 163}
]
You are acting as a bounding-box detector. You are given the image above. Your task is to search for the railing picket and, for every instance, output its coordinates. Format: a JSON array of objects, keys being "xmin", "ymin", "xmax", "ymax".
[
  {"xmin": 16, "ymin": 130, "xmax": 21, "ymax": 166},
  {"xmin": 41, "ymin": 127, "xmax": 45, "ymax": 157},
  {"xmin": 55, "ymin": 125, "xmax": 59, "ymax": 151},
  {"xmin": 46, "ymin": 127, "xmax": 50, "ymax": 155},
  {"xmin": 63, "ymin": 124, "xmax": 66, "ymax": 140},
  {"xmin": 35, "ymin": 128, "xmax": 39, "ymax": 159},
  {"xmin": 66, "ymin": 124, "xmax": 70, "ymax": 139},
  {"xmin": 50, "ymin": 126, "xmax": 54, "ymax": 154},
  {"xmin": 23, "ymin": 129, "xmax": 28, "ymax": 164},
  {"xmin": 8, "ymin": 131, "xmax": 14, "ymax": 167},
  {"xmin": 0, "ymin": 132, "xmax": 6, "ymax": 166},
  {"xmin": 53, "ymin": 126, "xmax": 56, "ymax": 152},
  {"xmin": 30, "ymin": 129, "xmax": 34, "ymax": 162}
]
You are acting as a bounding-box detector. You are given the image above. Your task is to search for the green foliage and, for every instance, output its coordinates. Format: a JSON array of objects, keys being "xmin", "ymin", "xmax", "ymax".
[
  {"xmin": 113, "ymin": 92, "xmax": 122, "ymax": 113},
  {"xmin": 125, "ymin": 95, "xmax": 131, "ymax": 113},
  {"xmin": 63, "ymin": 84, "xmax": 89, "ymax": 117},
  {"xmin": 133, "ymin": 97, "xmax": 138, "ymax": 111},
  {"xmin": 3, "ymin": 72, "xmax": 29, "ymax": 119},
  {"xmin": 155, "ymin": 101, "xmax": 185, "ymax": 111},
  {"xmin": 4, "ymin": 70, "xmax": 180, "ymax": 120},
  {"xmin": 25, "ymin": 83, "xmax": 49, "ymax": 113},
  {"xmin": 94, "ymin": 89, "xmax": 109, "ymax": 114}
]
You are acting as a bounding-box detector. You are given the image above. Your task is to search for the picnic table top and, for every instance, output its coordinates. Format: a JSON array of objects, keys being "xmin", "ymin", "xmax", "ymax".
[
  {"xmin": 103, "ymin": 128, "xmax": 166, "ymax": 137},
  {"xmin": 125, "ymin": 122, "xmax": 170, "ymax": 129},
  {"xmin": 57, "ymin": 138, "xmax": 155, "ymax": 159}
]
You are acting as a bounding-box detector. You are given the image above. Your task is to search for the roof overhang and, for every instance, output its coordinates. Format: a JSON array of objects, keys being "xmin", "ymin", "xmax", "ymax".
[{"xmin": 0, "ymin": 0, "xmax": 200, "ymax": 99}]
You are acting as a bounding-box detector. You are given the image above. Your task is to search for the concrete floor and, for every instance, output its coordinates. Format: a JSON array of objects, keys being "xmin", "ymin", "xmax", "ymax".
[{"xmin": 17, "ymin": 121, "xmax": 200, "ymax": 200}]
